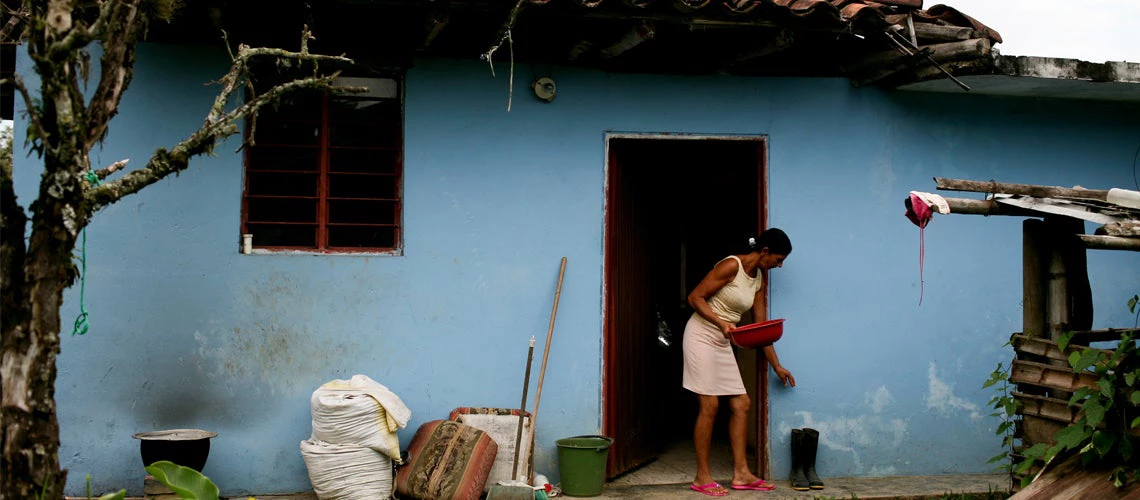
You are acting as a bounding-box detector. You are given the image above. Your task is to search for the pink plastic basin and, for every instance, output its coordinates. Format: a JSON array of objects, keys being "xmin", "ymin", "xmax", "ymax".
[{"xmin": 728, "ymin": 318, "xmax": 785, "ymax": 348}]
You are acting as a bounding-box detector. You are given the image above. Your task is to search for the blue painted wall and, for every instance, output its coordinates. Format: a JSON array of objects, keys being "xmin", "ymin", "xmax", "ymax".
[{"xmin": 14, "ymin": 44, "xmax": 1140, "ymax": 495}]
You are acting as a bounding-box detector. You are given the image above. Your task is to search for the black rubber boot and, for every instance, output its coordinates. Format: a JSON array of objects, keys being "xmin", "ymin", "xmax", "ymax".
[
  {"xmin": 790, "ymin": 429, "xmax": 810, "ymax": 491},
  {"xmin": 802, "ymin": 428, "xmax": 825, "ymax": 489}
]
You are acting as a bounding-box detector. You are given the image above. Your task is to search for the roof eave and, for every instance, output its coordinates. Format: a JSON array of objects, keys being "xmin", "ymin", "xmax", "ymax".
[{"xmin": 896, "ymin": 54, "xmax": 1140, "ymax": 102}]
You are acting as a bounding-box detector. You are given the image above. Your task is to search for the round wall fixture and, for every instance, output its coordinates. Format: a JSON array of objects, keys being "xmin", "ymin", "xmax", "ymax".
[{"xmin": 532, "ymin": 77, "xmax": 557, "ymax": 102}]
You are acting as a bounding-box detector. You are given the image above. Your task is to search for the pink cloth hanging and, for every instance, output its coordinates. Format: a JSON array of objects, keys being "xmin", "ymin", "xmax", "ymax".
[{"xmin": 905, "ymin": 192, "xmax": 934, "ymax": 305}]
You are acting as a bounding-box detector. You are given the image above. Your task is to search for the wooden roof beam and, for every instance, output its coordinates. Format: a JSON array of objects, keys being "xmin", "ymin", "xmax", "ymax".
[
  {"xmin": 935, "ymin": 177, "xmax": 1110, "ymax": 201},
  {"xmin": 850, "ymin": 47, "xmax": 931, "ymax": 87},
  {"xmin": 421, "ymin": 1, "xmax": 453, "ymax": 50},
  {"xmin": 847, "ymin": 37, "xmax": 988, "ymax": 86},
  {"xmin": 728, "ymin": 29, "xmax": 794, "ymax": 65},
  {"xmin": 1078, "ymin": 234, "xmax": 1140, "ymax": 251},
  {"xmin": 600, "ymin": 20, "xmax": 656, "ymax": 59},
  {"xmin": 943, "ymin": 197, "xmax": 1033, "ymax": 216},
  {"xmin": 912, "ymin": 22, "xmax": 982, "ymax": 43}
]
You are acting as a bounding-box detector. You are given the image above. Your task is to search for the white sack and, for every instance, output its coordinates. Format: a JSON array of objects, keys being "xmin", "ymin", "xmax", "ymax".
[
  {"xmin": 300, "ymin": 439, "xmax": 393, "ymax": 500},
  {"xmin": 310, "ymin": 374, "xmax": 410, "ymax": 461}
]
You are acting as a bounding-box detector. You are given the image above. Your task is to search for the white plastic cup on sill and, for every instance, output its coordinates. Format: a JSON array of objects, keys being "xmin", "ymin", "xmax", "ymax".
[{"xmin": 242, "ymin": 234, "xmax": 253, "ymax": 254}]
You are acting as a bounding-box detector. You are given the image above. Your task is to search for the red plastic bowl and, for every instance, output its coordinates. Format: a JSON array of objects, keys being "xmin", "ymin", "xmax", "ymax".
[{"xmin": 729, "ymin": 318, "xmax": 785, "ymax": 348}]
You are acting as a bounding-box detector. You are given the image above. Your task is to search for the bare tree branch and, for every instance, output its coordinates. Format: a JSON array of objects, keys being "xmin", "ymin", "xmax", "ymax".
[
  {"xmin": 86, "ymin": 74, "xmax": 349, "ymax": 212},
  {"xmin": 93, "ymin": 158, "xmax": 128, "ymax": 180},
  {"xmin": 0, "ymin": 2, "xmax": 29, "ymax": 43},
  {"xmin": 46, "ymin": 0, "xmax": 116, "ymax": 61},
  {"xmin": 85, "ymin": 0, "xmax": 144, "ymax": 150},
  {"xmin": 7, "ymin": 74, "xmax": 45, "ymax": 144},
  {"xmin": 206, "ymin": 43, "xmax": 352, "ymax": 126}
]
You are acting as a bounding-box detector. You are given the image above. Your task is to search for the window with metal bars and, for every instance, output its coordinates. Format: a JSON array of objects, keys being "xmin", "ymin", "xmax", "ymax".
[{"xmin": 241, "ymin": 73, "xmax": 403, "ymax": 254}]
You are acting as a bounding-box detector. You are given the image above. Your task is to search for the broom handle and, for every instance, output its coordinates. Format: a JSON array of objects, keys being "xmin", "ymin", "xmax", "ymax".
[
  {"xmin": 512, "ymin": 337, "xmax": 536, "ymax": 479},
  {"xmin": 526, "ymin": 257, "xmax": 567, "ymax": 478}
]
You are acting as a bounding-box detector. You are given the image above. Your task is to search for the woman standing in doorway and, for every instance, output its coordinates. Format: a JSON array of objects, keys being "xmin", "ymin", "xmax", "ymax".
[{"xmin": 683, "ymin": 228, "xmax": 795, "ymax": 497}]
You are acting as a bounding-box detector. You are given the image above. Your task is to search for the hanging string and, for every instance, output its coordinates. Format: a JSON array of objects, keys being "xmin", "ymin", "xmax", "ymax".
[
  {"xmin": 507, "ymin": 29, "xmax": 515, "ymax": 112},
  {"xmin": 72, "ymin": 171, "xmax": 101, "ymax": 336},
  {"xmin": 918, "ymin": 224, "xmax": 925, "ymax": 306}
]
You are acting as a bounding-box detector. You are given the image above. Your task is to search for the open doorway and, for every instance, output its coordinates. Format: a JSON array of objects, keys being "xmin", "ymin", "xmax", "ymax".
[{"xmin": 603, "ymin": 135, "xmax": 768, "ymax": 484}]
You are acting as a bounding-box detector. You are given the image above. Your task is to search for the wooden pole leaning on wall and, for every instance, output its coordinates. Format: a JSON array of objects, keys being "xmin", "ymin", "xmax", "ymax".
[{"xmin": 525, "ymin": 256, "xmax": 568, "ymax": 480}]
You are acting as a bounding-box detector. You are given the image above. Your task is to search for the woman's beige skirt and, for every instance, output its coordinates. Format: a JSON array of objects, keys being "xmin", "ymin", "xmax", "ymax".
[{"xmin": 682, "ymin": 314, "xmax": 746, "ymax": 396}]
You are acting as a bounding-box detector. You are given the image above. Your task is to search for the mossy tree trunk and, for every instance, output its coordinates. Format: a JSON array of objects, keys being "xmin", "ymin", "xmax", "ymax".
[{"xmin": 0, "ymin": 1, "xmax": 355, "ymax": 497}]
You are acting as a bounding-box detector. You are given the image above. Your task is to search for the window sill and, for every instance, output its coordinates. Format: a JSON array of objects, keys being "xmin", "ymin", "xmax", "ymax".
[{"xmin": 242, "ymin": 248, "xmax": 403, "ymax": 257}]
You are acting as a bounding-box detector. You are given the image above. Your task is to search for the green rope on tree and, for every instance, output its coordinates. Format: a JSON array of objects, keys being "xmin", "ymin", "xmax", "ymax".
[{"xmin": 72, "ymin": 171, "xmax": 102, "ymax": 336}]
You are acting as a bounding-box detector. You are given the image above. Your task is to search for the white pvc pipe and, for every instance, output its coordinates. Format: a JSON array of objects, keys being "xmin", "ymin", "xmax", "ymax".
[{"xmin": 1108, "ymin": 188, "xmax": 1140, "ymax": 209}]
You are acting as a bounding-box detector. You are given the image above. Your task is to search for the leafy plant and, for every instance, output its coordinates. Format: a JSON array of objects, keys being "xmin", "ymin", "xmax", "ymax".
[
  {"xmin": 70, "ymin": 463, "xmax": 215, "ymax": 500},
  {"xmin": 1130, "ymin": 294, "xmax": 1139, "ymax": 328},
  {"xmin": 983, "ymin": 342, "xmax": 1018, "ymax": 482},
  {"xmin": 145, "ymin": 461, "xmax": 221, "ymax": 500},
  {"xmin": 1013, "ymin": 298, "xmax": 1140, "ymax": 488},
  {"xmin": 85, "ymin": 474, "xmax": 126, "ymax": 500}
]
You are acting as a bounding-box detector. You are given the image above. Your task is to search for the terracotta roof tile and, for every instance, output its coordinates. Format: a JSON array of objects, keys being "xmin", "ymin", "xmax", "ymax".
[
  {"xmin": 529, "ymin": 0, "xmax": 1001, "ymax": 43},
  {"xmin": 920, "ymin": 4, "xmax": 1003, "ymax": 43}
]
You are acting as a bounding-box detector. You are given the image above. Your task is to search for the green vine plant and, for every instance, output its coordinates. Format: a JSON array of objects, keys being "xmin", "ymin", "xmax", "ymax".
[
  {"xmin": 85, "ymin": 474, "xmax": 125, "ymax": 500},
  {"xmin": 78, "ymin": 462, "xmax": 217, "ymax": 500},
  {"xmin": 983, "ymin": 350, "xmax": 1018, "ymax": 484},
  {"xmin": 1014, "ymin": 297, "xmax": 1140, "ymax": 489},
  {"xmin": 1131, "ymin": 295, "xmax": 1139, "ymax": 329}
]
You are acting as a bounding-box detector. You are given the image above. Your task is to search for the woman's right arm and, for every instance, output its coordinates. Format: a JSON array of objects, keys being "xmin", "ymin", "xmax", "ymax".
[{"xmin": 687, "ymin": 258, "xmax": 738, "ymax": 337}]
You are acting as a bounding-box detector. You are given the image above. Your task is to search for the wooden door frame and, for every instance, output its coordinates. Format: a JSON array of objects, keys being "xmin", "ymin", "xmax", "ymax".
[{"xmin": 601, "ymin": 132, "xmax": 770, "ymax": 478}]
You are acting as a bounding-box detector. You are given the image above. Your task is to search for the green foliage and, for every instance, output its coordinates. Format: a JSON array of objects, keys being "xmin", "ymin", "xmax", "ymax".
[
  {"xmin": 1013, "ymin": 299, "xmax": 1140, "ymax": 489},
  {"xmin": 145, "ymin": 461, "xmax": 220, "ymax": 500},
  {"xmin": 1131, "ymin": 295, "xmax": 1139, "ymax": 328},
  {"xmin": 82, "ymin": 474, "xmax": 126, "ymax": 500},
  {"xmin": 985, "ymin": 344, "xmax": 1019, "ymax": 482}
]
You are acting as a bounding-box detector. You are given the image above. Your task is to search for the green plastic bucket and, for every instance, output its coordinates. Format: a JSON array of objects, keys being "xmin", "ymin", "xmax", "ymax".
[{"xmin": 556, "ymin": 435, "xmax": 613, "ymax": 497}]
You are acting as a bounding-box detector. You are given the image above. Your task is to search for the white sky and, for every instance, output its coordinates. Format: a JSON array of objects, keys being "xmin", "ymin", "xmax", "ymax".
[{"xmin": 944, "ymin": 0, "xmax": 1140, "ymax": 63}]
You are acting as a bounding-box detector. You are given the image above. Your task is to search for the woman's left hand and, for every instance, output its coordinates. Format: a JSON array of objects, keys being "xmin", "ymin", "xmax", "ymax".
[{"xmin": 774, "ymin": 366, "xmax": 796, "ymax": 387}]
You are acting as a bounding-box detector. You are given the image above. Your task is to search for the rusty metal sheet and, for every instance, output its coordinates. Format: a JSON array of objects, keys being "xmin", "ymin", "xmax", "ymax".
[{"xmin": 993, "ymin": 194, "xmax": 1130, "ymax": 225}]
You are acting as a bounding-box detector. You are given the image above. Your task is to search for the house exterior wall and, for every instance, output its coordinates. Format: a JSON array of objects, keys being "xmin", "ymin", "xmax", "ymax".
[{"xmin": 13, "ymin": 44, "xmax": 1140, "ymax": 496}]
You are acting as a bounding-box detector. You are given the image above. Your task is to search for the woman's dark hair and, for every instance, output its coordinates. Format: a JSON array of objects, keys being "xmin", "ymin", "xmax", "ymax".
[{"xmin": 747, "ymin": 228, "xmax": 792, "ymax": 254}]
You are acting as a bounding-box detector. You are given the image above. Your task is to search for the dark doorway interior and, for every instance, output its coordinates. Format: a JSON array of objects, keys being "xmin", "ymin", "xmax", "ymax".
[{"xmin": 604, "ymin": 137, "xmax": 765, "ymax": 481}]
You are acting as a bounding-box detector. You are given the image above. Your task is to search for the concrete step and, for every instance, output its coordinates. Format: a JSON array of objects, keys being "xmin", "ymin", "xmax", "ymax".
[
  {"xmin": 591, "ymin": 474, "xmax": 1011, "ymax": 499},
  {"xmin": 69, "ymin": 473, "xmax": 1010, "ymax": 500}
]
